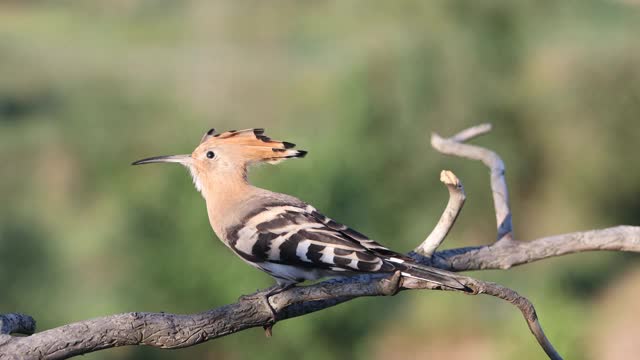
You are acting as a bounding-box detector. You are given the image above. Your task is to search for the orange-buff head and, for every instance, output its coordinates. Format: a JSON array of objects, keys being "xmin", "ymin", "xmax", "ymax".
[{"xmin": 132, "ymin": 128, "xmax": 306, "ymax": 194}]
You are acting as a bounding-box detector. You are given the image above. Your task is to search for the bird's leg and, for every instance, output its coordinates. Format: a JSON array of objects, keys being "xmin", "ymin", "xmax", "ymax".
[
  {"xmin": 239, "ymin": 283, "xmax": 296, "ymax": 337},
  {"xmin": 238, "ymin": 283, "xmax": 293, "ymax": 304}
]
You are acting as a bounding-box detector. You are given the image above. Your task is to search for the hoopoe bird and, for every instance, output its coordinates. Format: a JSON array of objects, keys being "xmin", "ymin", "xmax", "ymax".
[{"xmin": 133, "ymin": 128, "xmax": 468, "ymax": 302}]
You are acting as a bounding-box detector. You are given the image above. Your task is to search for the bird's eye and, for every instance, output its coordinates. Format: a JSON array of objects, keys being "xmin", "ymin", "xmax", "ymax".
[{"xmin": 206, "ymin": 151, "xmax": 215, "ymax": 159}]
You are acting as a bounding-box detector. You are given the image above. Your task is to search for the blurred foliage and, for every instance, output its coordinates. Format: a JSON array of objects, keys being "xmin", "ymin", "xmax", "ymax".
[{"xmin": 1, "ymin": 1, "xmax": 639, "ymax": 359}]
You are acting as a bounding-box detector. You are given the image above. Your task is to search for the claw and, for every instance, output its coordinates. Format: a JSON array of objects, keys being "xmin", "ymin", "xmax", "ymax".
[
  {"xmin": 238, "ymin": 283, "xmax": 296, "ymax": 336},
  {"xmin": 263, "ymin": 324, "xmax": 273, "ymax": 337},
  {"xmin": 238, "ymin": 290, "xmax": 261, "ymax": 302}
]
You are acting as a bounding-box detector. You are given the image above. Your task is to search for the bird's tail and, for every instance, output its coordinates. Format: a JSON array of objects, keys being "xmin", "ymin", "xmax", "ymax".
[{"xmin": 390, "ymin": 259, "xmax": 472, "ymax": 292}]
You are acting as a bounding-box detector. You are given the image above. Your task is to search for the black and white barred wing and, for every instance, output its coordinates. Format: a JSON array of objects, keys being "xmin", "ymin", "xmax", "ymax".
[
  {"xmin": 227, "ymin": 204, "xmax": 397, "ymax": 273},
  {"xmin": 226, "ymin": 204, "xmax": 468, "ymax": 290},
  {"xmin": 307, "ymin": 207, "xmax": 468, "ymax": 290}
]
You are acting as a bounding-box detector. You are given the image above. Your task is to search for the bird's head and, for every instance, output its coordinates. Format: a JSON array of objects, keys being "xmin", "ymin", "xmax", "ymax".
[{"xmin": 132, "ymin": 128, "xmax": 307, "ymax": 193}]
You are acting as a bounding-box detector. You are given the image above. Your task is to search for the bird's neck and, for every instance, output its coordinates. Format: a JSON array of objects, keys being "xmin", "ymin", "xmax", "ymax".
[{"xmin": 201, "ymin": 170, "xmax": 256, "ymax": 237}]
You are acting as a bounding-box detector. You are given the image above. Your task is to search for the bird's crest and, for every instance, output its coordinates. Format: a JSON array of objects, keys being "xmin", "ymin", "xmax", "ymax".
[{"xmin": 199, "ymin": 128, "xmax": 307, "ymax": 164}]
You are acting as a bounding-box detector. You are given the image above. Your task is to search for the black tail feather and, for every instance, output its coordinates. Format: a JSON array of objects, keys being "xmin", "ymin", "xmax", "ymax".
[{"xmin": 392, "ymin": 261, "xmax": 471, "ymax": 292}]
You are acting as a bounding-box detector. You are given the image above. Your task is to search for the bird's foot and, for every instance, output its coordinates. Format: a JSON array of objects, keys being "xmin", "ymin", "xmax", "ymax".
[
  {"xmin": 239, "ymin": 284, "xmax": 295, "ymax": 337},
  {"xmin": 238, "ymin": 284, "xmax": 285, "ymax": 302}
]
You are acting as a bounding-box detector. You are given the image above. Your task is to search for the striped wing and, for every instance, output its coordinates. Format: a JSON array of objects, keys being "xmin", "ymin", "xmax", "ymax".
[{"xmin": 226, "ymin": 204, "xmax": 401, "ymax": 274}]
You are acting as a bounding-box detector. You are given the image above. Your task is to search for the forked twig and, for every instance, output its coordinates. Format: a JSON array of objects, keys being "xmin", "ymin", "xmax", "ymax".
[{"xmin": 432, "ymin": 123, "xmax": 513, "ymax": 242}]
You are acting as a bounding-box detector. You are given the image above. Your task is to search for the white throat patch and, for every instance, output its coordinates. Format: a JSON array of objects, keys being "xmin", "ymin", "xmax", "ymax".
[{"xmin": 187, "ymin": 166, "xmax": 203, "ymax": 193}]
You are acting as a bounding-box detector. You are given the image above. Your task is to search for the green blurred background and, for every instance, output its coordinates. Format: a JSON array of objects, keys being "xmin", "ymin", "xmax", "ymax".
[{"xmin": 1, "ymin": 1, "xmax": 639, "ymax": 359}]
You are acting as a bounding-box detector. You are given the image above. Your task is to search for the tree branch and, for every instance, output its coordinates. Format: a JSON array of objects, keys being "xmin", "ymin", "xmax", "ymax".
[
  {"xmin": 432, "ymin": 123, "xmax": 513, "ymax": 242},
  {"xmin": 0, "ymin": 272, "xmax": 562, "ymax": 360},
  {"xmin": 420, "ymin": 225, "xmax": 640, "ymax": 271},
  {"xmin": 415, "ymin": 170, "xmax": 466, "ymax": 257},
  {"xmin": 1, "ymin": 123, "xmax": 636, "ymax": 360}
]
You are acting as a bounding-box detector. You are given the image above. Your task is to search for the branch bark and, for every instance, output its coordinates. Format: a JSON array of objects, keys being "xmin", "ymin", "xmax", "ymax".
[
  {"xmin": 2, "ymin": 123, "xmax": 637, "ymax": 360},
  {"xmin": 415, "ymin": 170, "xmax": 466, "ymax": 257},
  {"xmin": 420, "ymin": 225, "xmax": 640, "ymax": 271}
]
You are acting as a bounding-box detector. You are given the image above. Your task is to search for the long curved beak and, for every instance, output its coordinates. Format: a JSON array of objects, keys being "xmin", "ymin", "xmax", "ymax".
[{"xmin": 131, "ymin": 154, "xmax": 191, "ymax": 166}]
